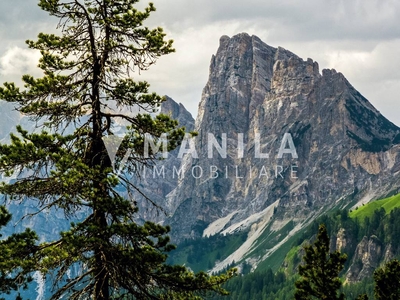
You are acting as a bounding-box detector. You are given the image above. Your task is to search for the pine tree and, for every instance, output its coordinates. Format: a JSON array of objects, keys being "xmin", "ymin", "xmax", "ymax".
[
  {"xmin": 0, "ymin": 0, "xmax": 235, "ymax": 299},
  {"xmin": 374, "ymin": 259, "xmax": 400, "ymax": 300},
  {"xmin": 294, "ymin": 224, "xmax": 347, "ymax": 300},
  {"xmin": 0, "ymin": 206, "xmax": 37, "ymax": 298}
]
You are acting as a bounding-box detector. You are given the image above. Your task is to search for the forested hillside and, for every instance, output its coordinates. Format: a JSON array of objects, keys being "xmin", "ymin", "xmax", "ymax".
[{"xmin": 173, "ymin": 194, "xmax": 400, "ymax": 299}]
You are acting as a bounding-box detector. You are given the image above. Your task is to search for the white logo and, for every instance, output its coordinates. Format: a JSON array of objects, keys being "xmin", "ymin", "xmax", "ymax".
[
  {"xmin": 103, "ymin": 132, "xmax": 298, "ymax": 175},
  {"xmin": 102, "ymin": 135, "xmax": 132, "ymax": 174}
]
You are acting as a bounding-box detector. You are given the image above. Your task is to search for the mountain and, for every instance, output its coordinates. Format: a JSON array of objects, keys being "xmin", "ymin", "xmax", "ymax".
[
  {"xmin": 2, "ymin": 32, "xmax": 400, "ymax": 298},
  {"xmin": 130, "ymin": 96, "xmax": 195, "ymax": 222},
  {"xmin": 162, "ymin": 33, "xmax": 400, "ymax": 272},
  {"xmin": 0, "ymin": 102, "xmax": 21, "ymax": 143},
  {"xmin": 160, "ymin": 95, "xmax": 195, "ymax": 129}
]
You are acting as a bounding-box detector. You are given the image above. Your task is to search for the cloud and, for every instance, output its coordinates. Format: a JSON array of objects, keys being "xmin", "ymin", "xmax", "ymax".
[
  {"xmin": 325, "ymin": 40, "xmax": 400, "ymax": 83},
  {"xmin": 0, "ymin": 0, "xmax": 55, "ymax": 51},
  {"xmin": 0, "ymin": 0, "xmax": 399, "ymax": 125},
  {"xmin": 138, "ymin": 0, "xmax": 400, "ymax": 125},
  {"xmin": 149, "ymin": 0, "xmax": 400, "ymax": 41},
  {"xmin": 0, "ymin": 47, "xmax": 41, "ymax": 76},
  {"xmin": 138, "ymin": 21, "xmax": 247, "ymax": 119},
  {"xmin": 0, "ymin": 47, "xmax": 42, "ymax": 85}
]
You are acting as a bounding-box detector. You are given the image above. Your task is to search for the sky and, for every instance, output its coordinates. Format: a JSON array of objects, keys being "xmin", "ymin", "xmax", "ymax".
[{"xmin": 1, "ymin": 0, "xmax": 400, "ymax": 125}]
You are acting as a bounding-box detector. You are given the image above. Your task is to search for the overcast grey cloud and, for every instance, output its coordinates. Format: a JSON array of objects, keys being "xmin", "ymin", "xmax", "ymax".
[{"xmin": 1, "ymin": 0, "xmax": 399, "ymax": 125}]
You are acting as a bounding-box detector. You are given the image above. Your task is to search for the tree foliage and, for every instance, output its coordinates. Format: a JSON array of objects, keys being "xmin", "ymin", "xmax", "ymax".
[
  {"xmin": 294, "ymin": 224, "xmax": 347, "ymax": 300},
  {"xmin": 373, "ymin": 259, "xmax": 400, "ymax": 300},
  {"xmin": 0, "ymin": 0, "xmax": 234, "ymax": 299},
  {"xmin": 166, "ymin": 206, "xmax": 400, "ymax": 299},
  {"xmin": 0, "ymin": 206, "xmax": 37, "ymax": 299}
]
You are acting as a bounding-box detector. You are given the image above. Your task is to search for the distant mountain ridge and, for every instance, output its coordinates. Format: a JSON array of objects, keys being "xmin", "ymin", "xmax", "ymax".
[{"xmin": 0, "ymin": 96, "xmax": 194, "ymax": 299}]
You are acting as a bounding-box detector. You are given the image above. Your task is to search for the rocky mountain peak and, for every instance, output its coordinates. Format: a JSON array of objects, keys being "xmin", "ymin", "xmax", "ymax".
[
  {"xmin": 161, "ymin": 96, "xmax": 194, "ymax": 131},
  {"xmin": 167, "ymin": 33, "xmax": 400, "ymax": 258}
]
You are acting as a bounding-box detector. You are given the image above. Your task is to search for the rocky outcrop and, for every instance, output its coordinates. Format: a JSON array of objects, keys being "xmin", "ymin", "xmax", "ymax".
[
  {"xmin": 132, "ymin": 96, "xmax": 195, "ymax": 222},
  {"xmin": 383, "ymin": 243, "xmax": 395, "ymax": 263},
  {"xmin": 346, "ymin": 235, "xmax": 383, "ymax": 283},
  {"xmin": 336, "ymin": 228, "xmax": 348, "ymax": 253},
  {"xmin": 165, "ymin": 33, "xmax": 400, "ymax": 243},
  {"xmin": 160, "ymin": 96, "xmax": 194, "ymax": 131}
]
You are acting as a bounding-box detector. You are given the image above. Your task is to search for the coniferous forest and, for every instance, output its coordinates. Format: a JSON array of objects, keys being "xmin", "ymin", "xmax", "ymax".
[{"xmin": 209, "ymin": 207, "xmax": 400, "ymax": 299}]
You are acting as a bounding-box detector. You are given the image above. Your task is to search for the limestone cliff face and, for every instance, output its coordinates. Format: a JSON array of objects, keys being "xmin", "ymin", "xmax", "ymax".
[
  {"xmin": 288, "ymin": 229, "xmax": 394, "ymax": 284},
  {"xmin": 166, "ymin": 33, "xmax": 400, "ymax": 242},
  {"xmin": 336, "ymin": 228, "xmax": 348, "ymax": 253},
  {"xmin": 160, "ymin": 96, "xmax": 194, "ymax": 131},
  {"xmin": 344, "ymin": 233, "xmax": 397, "ymax": 283},
  {"xmin": 346, "ymin": 235, "xmax": 383, "ymax": 283},
  {"xmin": 130, "ymin": 96, "xmax": 195, "ymax": 222}
]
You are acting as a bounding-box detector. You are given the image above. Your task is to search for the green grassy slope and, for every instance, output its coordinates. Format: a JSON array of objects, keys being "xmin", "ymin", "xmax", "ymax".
[{"xmin": 350, "ymin": 193, "xmax": 400, "ymax": 221}]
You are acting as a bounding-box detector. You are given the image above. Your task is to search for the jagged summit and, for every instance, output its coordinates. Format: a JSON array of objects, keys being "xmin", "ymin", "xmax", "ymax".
[
  {"xmin": 167, "ymin": 33, "xmax": 400, "ymax": 260},
  {"xmin": 161, "ymin": 96, "xmax": 194, "ymax": 130}
]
